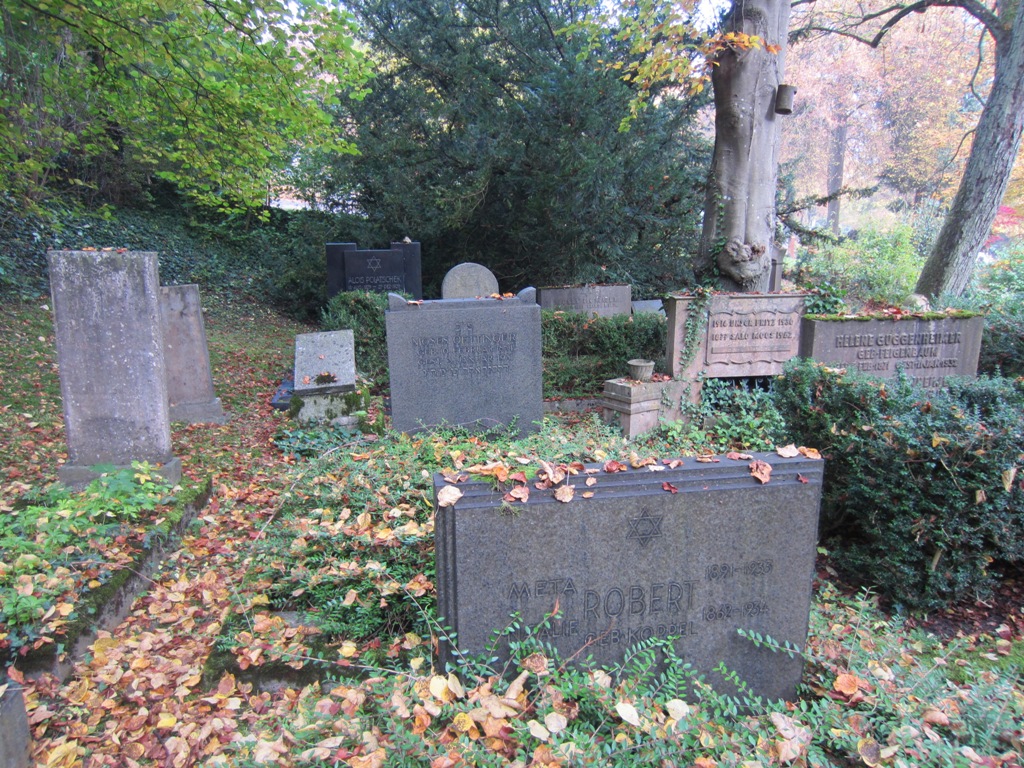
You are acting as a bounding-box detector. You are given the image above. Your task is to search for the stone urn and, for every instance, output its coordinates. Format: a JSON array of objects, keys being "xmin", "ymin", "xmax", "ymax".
[{"xmin": 627, "ymin": 358, "xmax": 655, "ymax": 381}]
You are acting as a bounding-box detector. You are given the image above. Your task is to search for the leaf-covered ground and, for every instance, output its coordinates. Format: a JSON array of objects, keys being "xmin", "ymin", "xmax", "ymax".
[{"xmin": 2, "ymin": 295, "xmax": 1022, "ymax": 768}]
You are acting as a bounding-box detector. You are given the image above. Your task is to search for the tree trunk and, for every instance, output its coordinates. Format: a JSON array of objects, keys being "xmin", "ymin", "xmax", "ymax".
[
  {"xmin": 696, "ymin": 0, "xmax": 791, "ymax": 292},
  {"xmin": 826, "ymin": 113, "xmax": 848, "ymax": 236},
  {"xmin": 915, "ymin": 2, "xmax": 1024, "ymax": 298}
]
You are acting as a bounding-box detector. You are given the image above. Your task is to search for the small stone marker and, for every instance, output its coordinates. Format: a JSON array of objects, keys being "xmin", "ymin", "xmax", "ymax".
[
  {"xmin": 435, "ymin": 451, "xmax": 824, "ymax": 701},
  {"xmin": 441, "ymin": 263, "xmax": 499, "ymax": 299},
  {"xmin": 48, "ymin": 250, "xmax": 181, "ymax": 488},
  {"xmin": 326, "ymin": 241, "xmax": 423, "ymax": 300},
  {"xmin": 538, "ymin": 285, "xmax": 632, "ymax": 317},
  {"xmin": 632, "ymin": 299, "xmax": 664, "ymax": 315},
  {"xmin": 159, "ymin": 284, "xmax": 226, "ymax": 424},
  {"xmin": 800, "ymin": 315, "xmax": 984, "ymax": 389},
  {"xmin": 293, "ymin": 330, "xmax": 358, "ymax": 424},
  {"xmin": 386, "ymin": 289, "xmax": 542, "ymax": 436}
]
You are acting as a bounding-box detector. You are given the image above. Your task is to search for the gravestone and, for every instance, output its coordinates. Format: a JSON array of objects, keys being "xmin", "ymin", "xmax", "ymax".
[
  {"xmin": 0, "ymin": 676, "xmax": 30, "ymax": 768},
  {"xmin": 386, "ymin": 289, "xmax": 542, "ymax": 436},
  {"xmin": 48, "ymin": 250, "xmax": 181, "ymax": 488},
  {"xmin": 800, "ymin": 314, "xmax": 984, "ymax": 389},
  {"xmin": 159, "ymin": 284, "xmax": 226, "ymax": 424},
  {"xmin": 632, "ymin": 299, "xmax": 664, "ymax": 315},
  {"xmin": 293, "ymin": 330, "xmax": 358, "ymax": 424},
  {"xmin": 435, "ymin": 451, "xmax": 823, "ymax": 700},
  {"xmin": 441, "ymin": 263, "xmax": 499, "ymax": 299},
  {"xmin": 538, "ymin": 285, "xmax": 632, "ymax": 317},
  {"xmin": 326, "ymin": 241, "xmax": 423, "ymax": 300}
]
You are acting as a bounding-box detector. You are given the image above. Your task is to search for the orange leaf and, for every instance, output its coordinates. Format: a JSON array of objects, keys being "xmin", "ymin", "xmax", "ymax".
[
  {"xmin": 833, "ymin": 673, "xmax": 862, "ymax": 697},
  {"xmin": 554, "ymin": 484, "xmax": 575, "ymax": 503},
  {"xmin": 749, "ymin": 460, "xmax": 772, "ymax": 484}
]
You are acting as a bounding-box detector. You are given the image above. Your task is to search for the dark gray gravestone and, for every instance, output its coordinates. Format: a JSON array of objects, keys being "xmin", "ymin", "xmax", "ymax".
[
  {"xmin": 435, "ymin": 452, "xmax": 824, "ymax": 701},
  {"xmin": 159, "ymin": 285, "xmax": 226, "ymax": 424},
  {"xmin": 0, "ymin": 676, "xmax": 30, "ymax": 768},
  {"xmin": 48, "ymin": 250, "xmax": 181, "ymax": 488},
  {"xmin": 326, "ymin": 242, "xmax": 423, "ymax": 300},
  {"xmin": 441, "ymin": 263, "xmax": 499, "ymax": 299},
  {"xmin": 538, "ymin": 285, "xmax": 632, "ymax": 317},
  {"xmin": 386, "ymin": 289, "xmax": 542, "ymax": 436},
  {"xmin": 800, "ymin": 315, "xmax": 984, "ymax": 390}
]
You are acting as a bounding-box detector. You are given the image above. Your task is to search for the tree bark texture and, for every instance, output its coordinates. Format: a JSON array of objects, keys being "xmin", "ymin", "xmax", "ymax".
[
  {"xmin": 915, "ymin": 0, "xmax": 1024, "ymax": 298},
  {"xmin": 697, "ymin": 0, "xmax": 791, "ymax": 291},
  {"xmin": 826, "ymin": 114, "xmax": 849, "ymax": 236}
]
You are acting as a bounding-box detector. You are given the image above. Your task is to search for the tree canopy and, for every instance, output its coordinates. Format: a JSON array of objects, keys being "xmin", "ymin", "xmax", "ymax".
[{"xmin": 0, "ymin": 0, "xmax": 371, "ymax": 212}]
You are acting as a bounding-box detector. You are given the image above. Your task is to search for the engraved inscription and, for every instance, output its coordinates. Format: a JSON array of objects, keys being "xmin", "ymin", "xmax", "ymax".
[
  {"xmin": 708, "ymin": 312, "xmax": 796, "ymax": 355},
  {"xmin": 413, "ymin": 323, "xmax": 517, "ymax": 379},
  {"xmin": 701, "ymin": 601, "xmax": 771, "ymax": 622},
  {"xmin": 626, "ymin": 508, "xmax": 664, "ymax": 548},
  {"xmin": 347, "ymin": 273, "xmax": 406, "ymax": 291},
  {"xmin": 705, "ymin": 559, "xmax": 774, "ymax": 581},
  {"xmin": 829, "ymin": 328, "xmax": 966, "ymax": 388}
]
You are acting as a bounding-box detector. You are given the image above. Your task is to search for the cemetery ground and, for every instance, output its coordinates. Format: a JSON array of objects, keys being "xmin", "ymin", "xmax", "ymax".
[{"xmin": 1, "ymin": 294, "xmax": 1022, "ymax": 768}]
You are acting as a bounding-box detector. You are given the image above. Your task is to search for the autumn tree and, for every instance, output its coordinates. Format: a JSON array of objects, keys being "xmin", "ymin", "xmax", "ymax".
[
  {"xmin": 796, "ymin": 0, "xmax": 1024, "ymax": 298},
  {"xmin": 0, "ymin": 0, "xmax": 370, "ymax": 211}
]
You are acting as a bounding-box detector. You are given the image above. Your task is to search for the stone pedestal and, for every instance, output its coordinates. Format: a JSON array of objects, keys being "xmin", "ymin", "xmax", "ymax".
[
  {"xmin": 48, "ymin": 250, "xmax": 181, "ymax": 488},
  {"xmin": 160, "ymin": 285, "xmax": 226, "ymax": 424},
  {"xmin": 601, "ymin": 378, "xmax": 663, "ymax": 439}
]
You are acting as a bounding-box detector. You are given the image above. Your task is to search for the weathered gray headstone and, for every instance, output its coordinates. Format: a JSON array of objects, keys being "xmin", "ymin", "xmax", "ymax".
[
  {"xmin": 386, "ymin": 289, "xmax": 542, "ymax": 436},
  {"xmin": 0, "ymin": 678, "xmax": 30, "ymax": 768},
  {"xmin": 293, "ymin": 330, "xmax": 358, "ymax": 424},
  {"xmin": 800, "ymin": 315, "xmax": 984, "ymax": 390},
  {"xmin": 435, "ymin": 451, "xmax": 824, "ymax": 700},
  {"xmin": 632, "ymin": 299, "xmax": 665, "ymax": 315},
  {"xmin": 441, "ymin": 263, "xmax": 499, "ymax": 299},
  {"xmin": 538, "ymin": 285, "xmax": 632, "ymax": 317},
  {"xmin": 48, "ymin": 250, "xmax": 181, "ymax": 488},
  {"xmin": 159, "ymin": 284, "xmax": 226, "ymax": 424}
]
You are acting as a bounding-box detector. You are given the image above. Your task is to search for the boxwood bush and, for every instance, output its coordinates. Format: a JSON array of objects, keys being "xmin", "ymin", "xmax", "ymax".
[{"xmin": 774, "ymin": 359, "xmax": 1024, "ymax": 611}]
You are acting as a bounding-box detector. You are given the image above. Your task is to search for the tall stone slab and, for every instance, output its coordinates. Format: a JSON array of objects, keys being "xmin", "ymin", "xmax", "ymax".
[
  {"xmin": 386, "ymin": 289, "xmax": 542, "ymax": 436},
  {"xmin": 800, "ymin": 314, "xmax": 984, "ymax": 390},
  {"xmin": 538, "ymin": 285, "xmax": 632, "ymax": 317},
  {"xmin": 326, "ymin": 241, "xmax": 423, "ymax": 300},
  {"xmin": 159, "ymin": 284, "xmax": 226, "ymax": 424},
  {"xmin": 48, "ymin": 250, "xmax": 181, "ymax": 488},
  {"xmin": 435, "ymin": 452, "xmax": 824, "ymax": 701}
]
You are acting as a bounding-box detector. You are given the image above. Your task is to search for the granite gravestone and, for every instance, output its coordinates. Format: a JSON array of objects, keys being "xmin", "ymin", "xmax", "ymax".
[
  {"xmin": 159, "ymin": 284, "xmax": 226, "ymax": 424},
  {"xmin": 800, "ymin": 315, "xmax": 984, "ymax": 390},
  {"xmin": 293, "ymin": 330, "xmax": 358, "ymax": 424},
  {"xmin": 435, "ymin": 452, "xmax": 824, "ymax": 700},
  {"xmin": 48, "ymin": 250, "xmax": 181, "ymax": 488},
  {"xmin": 441, "ymin": 263, "xmax": 500, "ymax": 299},
  {"xmin": 386, "ymin": 289, "xmax": 542, "ymax": 436},
  {"xmin": 326, "ymin": 241, "xmax": 423, "ymax": 300},
  {"xmin": 538, "ymin": 285, "xmax": 632, "ymax": 317}
]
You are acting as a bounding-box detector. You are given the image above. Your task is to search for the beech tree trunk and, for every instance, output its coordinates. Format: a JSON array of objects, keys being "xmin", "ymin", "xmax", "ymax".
[
  {"xmin": 696, "ymin": 0, "xmax": 791, "ymax": 292},
  {"xmin": 915, "ymin": 0, "xmax": 1024, "ymax": 298},
  {"xmin": 826, "ymin": 114, "xmax": 849, "ymax": 236}
]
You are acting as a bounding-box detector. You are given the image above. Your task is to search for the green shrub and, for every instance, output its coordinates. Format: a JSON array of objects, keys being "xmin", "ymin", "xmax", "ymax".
[
  {"xmin": 796, "ymin": 226, "xmax": 925, "ymax": 308},
  {"xmin": 774, "ymin": 359, "xmax": 1024, "ymax": 611},
  {"xmin": 541, "ymin": 309, "xmax": 666, "ymax": 398},
  {"xmin": 320, "ymin": 290, "xmax": 390, "ymax": 382}
]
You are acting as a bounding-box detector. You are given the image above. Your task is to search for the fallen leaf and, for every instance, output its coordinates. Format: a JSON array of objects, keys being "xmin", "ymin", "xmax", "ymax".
[
  {"xmin": 922, "ymin": 707, "xmax": 950, "ymax": 727},
  {"xmin": 544, "ymin": 712, "xmax": 568, "ymax": 734},
  {"xmin": 662, "ymin": 481, "xmax": 678, "ymax": 494},
  {"xmin": 662, "ymin": 459, "xmax": 684, "ymax": 469},
  {"xmin": 436, "ymin": 485, "xmax": 463, "ymax": 508},
  {"xmin": 726, "ymin": 451, "xmax": 753, "ymax": 461},
  {"xmin": 585, "ymin": 477, "xmax": 597, "ymax": 487},
  {"xmin": 776, "ymin": 444, "xmax": 800, "ymax": 458},
  {"xmin": 833, "ymin": 673, "xmax": 862, "ymax": 697},
  {"xmin": 1003, "ymin": 467, "xmax": 1017, "ymax": 492},
  {"xmin": 504, "ymin": 485, "xmax": 529, "ymax": 503},
  {"xmin": 629, "ymin": 453, "xmax": 656, "ymax": 468},
  {"xmin": 797, "ymin": 474, "xmax": 809, "ymax": 484},
  {"xmin": 857, "ymin": 737, "xmax": 881, "ymax": 767},
  {"xmin": 615, "ymin": 701, "xmax": 641, "ymax": 727},
  {"xmin": 528, "ymin": 720, "xmax": 550, "ymax": 741},
  {"xmin": 554, "ymin": 484, "xmax": 575, "ymax": 503},
  {"xmin": 749, "ymin": 460, "xmax": 772, "ymax": 484},
  {"xmin": 798, "ymin": 446, "xmax": 822, "ymax": 460},
  {"xmin": 603, "ymin": 460, "xmax": 628, "ymax": 473}
]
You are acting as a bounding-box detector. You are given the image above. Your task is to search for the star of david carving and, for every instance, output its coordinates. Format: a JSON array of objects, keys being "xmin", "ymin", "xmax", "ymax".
[
  {"xmin": 366, "ymin": 256, "xmax": 382, "ymax": 272},
  {"xmin": 626, "ymin": 508, "xmax": 664, "ymax": 548}
]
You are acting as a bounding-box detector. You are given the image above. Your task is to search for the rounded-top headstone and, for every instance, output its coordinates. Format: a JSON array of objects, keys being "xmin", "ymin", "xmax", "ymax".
[{"xmin": 441, "ymin": 262, "xmax": 499, "ymax": 299}]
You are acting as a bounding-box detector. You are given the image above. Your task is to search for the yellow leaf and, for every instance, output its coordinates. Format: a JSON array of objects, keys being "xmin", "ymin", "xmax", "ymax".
[
  {"xmin": 615, "ymin": 701, "xmax": 641, "ymax": 726},
  {"xmin": 554, "ymin": 484, "xmax": 575, "ymax": 503},
  {"xmin": 1003, "ymin": 467, "xmax": 1018, "ymax": 492},
  {"xmin": 932, "ymin": 433, "xmax": 951, "ymax": 448},
  {"xmin": 452, "ymin": 712, "xmax": 475, "ymax": 732},
  {"xmin": 45, "ymin": 740, "xmax": 80, "ymax": 768},
  {"xmin": 528, "ymin": 719, "xmax": 551, "ymax": 741},
  {"xmin": 429, "ymin": 675, "xmax": 452, "ymax": 702},
  {"xmin": 857, "ymin": 737, "xmax": 881, "ymax": 767},
  {"xmin": 340, "ymin": 641, "xmax": 359, "ymax": 658},
  {"xmin": 157, "ymin": 712, "xmax": 178, "ymax": 729},
  {"xmin": 447, "ymin": 672, "xmax": 465, "ymax": 699},
  {"xmin": 436, "ymin": 485, "xmax": 463, "ymax": 508},
  {"xmin": 776, "ymin": 444, "xmax": 800, "ymax": 458}
]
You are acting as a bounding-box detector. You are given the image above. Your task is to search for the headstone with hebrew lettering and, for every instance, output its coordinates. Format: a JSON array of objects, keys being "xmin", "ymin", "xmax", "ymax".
[
  {"xmin": 326, "ymin": 241, "xmax": 422, "ymax": 300},
  {"xmin": 800, "ymin": 315, "xmax": 984, "ymax": 389},
  {"xmin": 434, "ymin": 451, "xmax": 823, "ymax": 700},
  {"xmin": 48, "ymin": 250, "xmax": 181, "ymax": 488},
  {"xmin": 386, "ymin": 289, "xmax": 542, "ymax": 435},
  {"xmin": 159, "ymin": 284, "xmax": 226, "ymax": 424}
]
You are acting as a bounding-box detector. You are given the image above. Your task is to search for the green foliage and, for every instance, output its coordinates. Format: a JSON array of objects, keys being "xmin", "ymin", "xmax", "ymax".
[
  {"xmin": 977, "ymin": 303, "xmax": 1024, "ymax": 378},
  {"xmin": 0, "ymin": 0, "xmax": 370, "ymax": 212},
  {"xmin": 774, "ymin": 360, "xmax": 1024, "ymax": 611},
  {"xmin": 320, "ymin": 291, "xmax": 391, "ymax": 382},
  {"xmin": 975, "ymin": 241, "xmax": 1024, "ymax": 301},
  {"xmin": 651, "ymin": 378, "xmax": 786, "ymax": 454},
  {"xmin": 302, "ymin": 0, "xmax": 709, "ymax": 295},
  {"xmin": 541, "ymin": 310, "xmax": 666, "ymax": 398},
  {"xmin": 0, "ymin": 464, "xmax": 175, "ymax": 655},
  {"xmin": 796, "ymin": 226, "xmax": 926, "ymax": 308}
]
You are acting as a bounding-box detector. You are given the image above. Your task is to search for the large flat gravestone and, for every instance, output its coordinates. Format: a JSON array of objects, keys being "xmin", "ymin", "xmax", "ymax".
[
  {"xmin": 538, "ymin": 285, "xmax": 632, "ymax": 317},
  {"xmin": 326, "ymin": 241, "xmax": 423, "ymax": 300},
  {"xmin": 441, "ymin": 263, "xmax": 499, "ymax": 299},
  {"xmin": 666, "ymin": 294, "xmax": 806, "ymax": 379},
  {"xmin": 159, "ymin": 284, "xmax": 226, "ymax": 424},
  {"xmin": 435, "ymin": 452, "xmax": 823, "ymax": 701},
  {"xmin": 48, "ymin": 250, "xmax": 181, "ymax": 488},
  {"xmin": 293, "ymin": 331, "xmax": 358, "ymax": 425},
  {"xmin": 800, "ymin": 315, "xmax": 984, "ymax": 389},
  {"xmin": 386, "ymin": 289, "xmax": 542, "ymax": 436}
]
